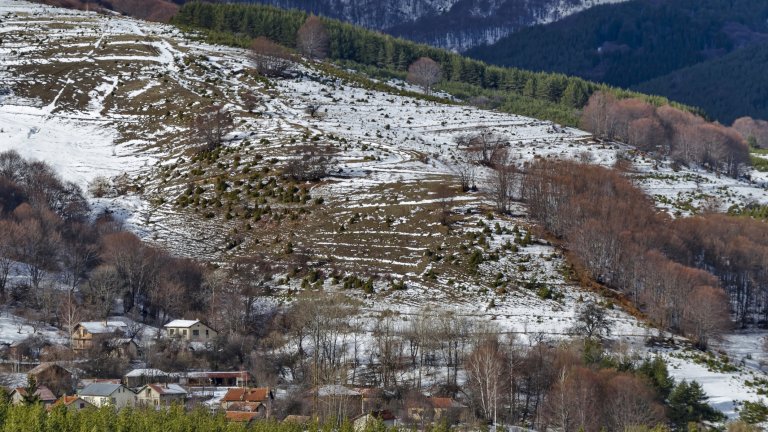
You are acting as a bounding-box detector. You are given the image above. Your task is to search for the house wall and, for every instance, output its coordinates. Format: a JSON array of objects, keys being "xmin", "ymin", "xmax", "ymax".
[
  {"xmin": 63, "ymin": 399, "xmax": 92, "ymax": 411},
  {"xmin": 136, "ymin": 388, "xmax": 185, "ymax": 408},
  {"xmin": 81, "ymin": 387, "xmax": 135, "ymax": 409},
  {"xmin": 72, "ymin": 327, "xmax": 94, "ymax": 351},
  {"xmin": 32, "ymin": 366, "xmax": 73, "ymax": 396},
  {"xmin": 167, "ymin": 323, "xmax": 216, "ymax": 341}
]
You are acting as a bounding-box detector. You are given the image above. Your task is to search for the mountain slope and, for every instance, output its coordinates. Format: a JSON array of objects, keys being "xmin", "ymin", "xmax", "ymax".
[
  {"xmin": 227, "ymin": 0, "xmax": 630, "ymax": 51},
  {"xmin": 634, "ymin": 42, "xmax": 768, "ymax": 124},
  {"xmin": 466, "ymin": 0, "xmax": 768, "ymax": 121},
  {"xmin": 3, "ymin": 0, "xmax": 768, "ymax": 420}
]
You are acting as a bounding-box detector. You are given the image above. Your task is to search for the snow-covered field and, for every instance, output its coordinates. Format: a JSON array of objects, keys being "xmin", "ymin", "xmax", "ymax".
[{"xmin": 1, "ymin": 0, "xmax": 768, "ymax": 420}]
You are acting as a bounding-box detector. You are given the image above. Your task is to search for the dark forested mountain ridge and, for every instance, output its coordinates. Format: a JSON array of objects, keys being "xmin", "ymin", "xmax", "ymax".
[
  {"xmin": 634, "ymin": 42, "xmax": 768, "ymax": 124},
  {"xmin": 223, "ymin": 0, "xmax": 630, "ymax": 51},
  {"xmin": 466, "ymin": 0, "xmax": 768, "ymax": 122}
]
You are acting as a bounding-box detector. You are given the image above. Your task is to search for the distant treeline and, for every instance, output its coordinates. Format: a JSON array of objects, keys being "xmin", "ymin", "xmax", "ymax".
[{"xmin": 170, "ymin": 2, "xmax": 698, "ymax": 127}]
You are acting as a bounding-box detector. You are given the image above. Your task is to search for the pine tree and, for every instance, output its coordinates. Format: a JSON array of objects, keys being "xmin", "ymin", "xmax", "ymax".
[
  {"xmin": 562, "ymin": 80, "xmax": 589, "ymax": 108},
  {"xmin": 20, "ymin": 376, "xmax": 39, "ymax": 406},
  {"xmin": 668, "ymin": 380, "xmax": 724, "ymax": 428},
  {"xmin": 523, "ymin": 77, "xmax": 538, "ymax": 99},
  {"xmin": 637, "ymin": 356, "xmax": 674, "ymax": 399}
]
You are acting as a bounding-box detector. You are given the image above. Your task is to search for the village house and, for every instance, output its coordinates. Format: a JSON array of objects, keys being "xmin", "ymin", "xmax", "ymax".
[
  {"xmin": 52, "ymin": 395, "xmax": 94, "ymax": 412},
  {"xmin": 72, "ymin": 321, "xmax": 128, "ymax": 352},
  {"xmin": 78, "ymin": 382, "xmax": 135, "ymax": 409},
  {"xmin": 310, "ymin": 385, "xmax": 363, "ymax": 421},
  {"xmin": 27, "ymin": 363, "xmax": 74, "ymax": 397},
  {"xmin": 135, "ymin": 383, "xmax": 188, "ymax": 408},
  {"xmin": 220, "ymin": 387, "xmax": 272, "ymax": 417},
  {"xmin": 179, "ymin": 371, "xmax": 251, "ymax": 387},
  {"xmin": 353, "ymin": 410, "xmax": 398, "ymax": 432},
  {"xmin": 225, "ymin": 411, "xmax": 260, "ymax": 424},
  {"xmin": 356, "ymin": 387, "xmax": 385, "ymax": 413},
  {"xmin": 124, "ymin": 368, "xmax": 173, "ymax": 388},
  {"xmin": 77, "ymin": 378, "xmax": 121, "ymax": 390},
  {"xmin": 10, "ymin": 385, "xmax": 56, "ymax": 407},
  {"xmin": 407, "ymin": 396, "xmax": 469, "ymax": 424},
  {"xmin": 164, "ymin": 319, "xmax": 217, "ymax": 342},
  {"xmin": 106, "ymin": 338, "xmax": 139, "ymax": 358}
]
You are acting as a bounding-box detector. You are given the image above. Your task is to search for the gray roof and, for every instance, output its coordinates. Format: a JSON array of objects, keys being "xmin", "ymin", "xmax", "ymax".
[
  {"xmin": 77, "ymin": 321, "xmax": 127, "ymax": 335},
  {"xmin": 125, "ymin": 368, "xmax": 168, "ymax": 378},
  {"xmin": 79, "ymin": 382, "xmax": 127, "ymax": 397}
]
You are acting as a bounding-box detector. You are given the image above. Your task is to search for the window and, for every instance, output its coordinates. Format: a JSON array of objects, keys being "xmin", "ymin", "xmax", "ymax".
[
  {"xmin": 79, "ymin": 403, "xmax": 84, "ymax": 409},
  {"xmin": 110, "ymin": 397, "xmax": 116, "ymax": 405},
  {"xmin": 182, "ymin": 329, "xmax": 187, "ymax": 336},
  {"xmin": 205, "ymin": 329, "xmax": 209, "ymax": 338},
  {"xmin": 192, "ymin": 330, "xmax": 199, "ymax": 336},
  {"xmin": 170, "ymin": 329, "xmax": 175, "ymax": 335}
]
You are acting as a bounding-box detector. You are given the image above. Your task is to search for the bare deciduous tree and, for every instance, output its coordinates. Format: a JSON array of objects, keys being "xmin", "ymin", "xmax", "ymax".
[
  {"xmin": 456, "ymin": 128, "xmax": 506, "ymax": 166},
  {"xmin": 191, "ymin": 105, "xmax": 233, "ymax": 151},
  {"xmin": 82, "ymin": 265, "xmax": 122, "ymax": 320},
  {"xmin": 241, "ymin": 90, "xmax": 262, "ymax": 113},
  {"xmin": 61, "ymin": 222, "xmax": 99, "ymax": 292},
  {"xmin": 452, "ymin": 157, "xmax": 477, "ymax": 192},
  {"xmin": 434, "ymin": 184, "xmax": 456, "ymax": 226},
  {"xmin": 284, "ymin": 144, "xmax": 334, "ymax": 181},
  {"xmin": 149, "ymin": 279, "xmax": 185, "ymax": 326},
  {"xmin": 297, "ymin": 15, "xmax": 330, "ymax": 60},
  {"xmin": 286, "ymin": 293, "xmax": 359, "ymax": 391},
  {"xmin": 11, "ymin": 205, "xmax": 61, "ymax": 292},
  {"xmin": 681, "ymin": 285, "xmax": 730, "ymax": 350},
  {"xmin": 733, "ymin": 116, "xmax": 768, "ymax": 149},
  {"xmin": 580, "ymin": 91, "xmax": 618, "ymax": 140},
  {"xmin": 249, "ymin": 37, "xmax": 294, "ymax": 77},
  {"xmin": 0, "ymin": 220, "xmax": 18, "ymax": 299},
  {"xmin": 605, "ymin": 373, "xmax": 665, "ymax": 431},
  {"xmin": 466, "ymin": 336, "xmax": 509, "ymax": 425},
  {"xmin": 57, "ymin": 291, "xmax": 81, "ymax": 353},
  {"xmin": 305, "ymin": 103, "xmax": 323, "ymax": 119},
  {"xmin": 101, "ymin": 232, "xmax": 164, "ymax": 314},
  {"xmin": 489, "ymin": 147, "xmax": 518, "ymax": 214},
  {"xmin": 222, "ymin": 255, "xmax": 275, "ymax": 333},
  {"xmin": 373, "ymin": 312, "xmax": 403, "ymax": 390},
  {"xmin": 407, "ymin": 57, "xmax": 442, "ymax": 94}
]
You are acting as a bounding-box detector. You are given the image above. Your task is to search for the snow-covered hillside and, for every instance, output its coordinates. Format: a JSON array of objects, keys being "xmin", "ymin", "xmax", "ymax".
[{"xmin": 1, "ymin": 0, "xmax": 768, "ymax": 420}]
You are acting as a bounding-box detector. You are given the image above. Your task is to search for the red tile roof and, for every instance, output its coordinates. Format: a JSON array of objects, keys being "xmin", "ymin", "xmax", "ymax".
[
  {"xmin": 222, "ymin": 387, "xmax": 270, "ymax": 403},
  {"xmin": 429, "ymin": 397, "xmax": 466, "ymax": 409},
  {"xmin": 227, "ymin": 401, "xmax": 263, "ymax": 412},
  {"xmin": 225, "ymin": 411, "xmax": 260, "ymax": 422},
  {"xmin": 53, "ymin": 396, "xmax": 91, "ymax": 407}
]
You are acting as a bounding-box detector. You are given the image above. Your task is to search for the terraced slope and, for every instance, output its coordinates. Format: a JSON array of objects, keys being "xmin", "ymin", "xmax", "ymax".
[{"xmin": 2, "ymin": 1, "xmax": 768, "ymax": 418}]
